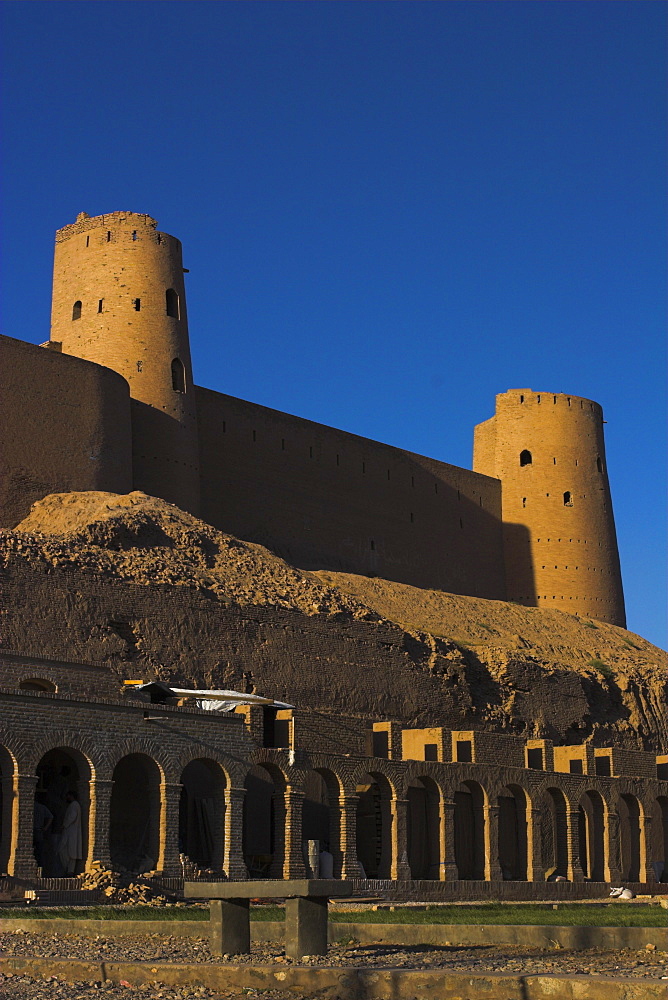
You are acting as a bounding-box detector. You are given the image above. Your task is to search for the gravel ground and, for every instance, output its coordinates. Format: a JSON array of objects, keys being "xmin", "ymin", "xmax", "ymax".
[{"xmin": 1, "ymin": 928, "xmax": 667, "ymax": 994}]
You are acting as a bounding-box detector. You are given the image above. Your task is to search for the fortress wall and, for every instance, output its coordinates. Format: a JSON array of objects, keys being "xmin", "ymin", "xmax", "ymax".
[
  {"xmin": 0, "ymin": 335, "xmax": 132, "ymax": 528},
  {"xmin": 196, "ymin": 387, "xmax": 506, "ymax": 598},
  {"xmin": 473, "ymin": 389, "xmax": 625, "ymax": 626}
]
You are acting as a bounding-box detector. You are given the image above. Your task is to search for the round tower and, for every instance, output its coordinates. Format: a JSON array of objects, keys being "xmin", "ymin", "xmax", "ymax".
[
  {"xmin": 49, "ymin": 211, "xmax": 200, "ymax": 514},
  {"xmin": 473, "ymin": 389, "xmax": 625, "ymax": 626}
]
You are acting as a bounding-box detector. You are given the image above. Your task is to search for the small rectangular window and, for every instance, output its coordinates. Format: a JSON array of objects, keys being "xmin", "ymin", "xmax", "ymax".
[
  {"xmin": 569, "ymin": 759, "xmax": 583, "ymax": 774},
  {"xmin": 98, "ymin": 299, "xmax": 104, "ymax": 313},
  {"xmin": 424, "ymin": 743, "xmax": 438, "ymax": 761},
  {"xmin": 372, "ymin": 730, "xmax": 389, "ymax": 758},
  {"xmin": 134, "ymin": 298, "xmax": 141, "ymax": 311},
  {"xmin": 527, "ymin": 748, "xmax": 543, "ymax": 770},
  {"xmin": 595, "ymin": 756, "xmax": 611, "ymax": 777},
  {"xmin": 107, "ymin": 231, "xmax": 111, "ymax": 242},
  {"xmin": 132, "ymin": 230, "xmax": 137, "ymax": 241},
  {"xmin": 456, "ymin": 740, "xmax": 472, "ymax": 763},
  {"xmin": 86, "ymin": 235, "xmax": 90, "ymax": 247}
]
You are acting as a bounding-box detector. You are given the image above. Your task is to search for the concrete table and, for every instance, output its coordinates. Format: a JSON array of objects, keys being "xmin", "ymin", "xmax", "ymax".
[{"xmin": 184, "ymin": 879, "xmax": 353, "ymax": 959}]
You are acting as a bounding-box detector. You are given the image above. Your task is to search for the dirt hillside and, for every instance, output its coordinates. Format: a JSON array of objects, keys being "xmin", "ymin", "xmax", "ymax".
[{"xmin": 2, "ymin": 491, "xmax": 666, "ymax": 750}]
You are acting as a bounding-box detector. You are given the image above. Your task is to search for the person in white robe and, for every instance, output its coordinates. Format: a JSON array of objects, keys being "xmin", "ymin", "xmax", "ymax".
[{"xmin": 58, "ymin": 790, "xmax": 83, "ymax": 874}]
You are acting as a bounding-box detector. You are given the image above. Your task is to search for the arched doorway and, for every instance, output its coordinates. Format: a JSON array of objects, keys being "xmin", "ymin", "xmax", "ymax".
[
  {"xmin": 407, "ymin": 776, "xmax": 441, "ymax": 879},
  {"xmin": 0, "ymin": 746, "xmax": 15, "ymax": 875},
  {"xmin": 355, "ymin": 772, "xmax": 393, "ymax": 879},
  {"xmin": 454, "ymin": 781, "xmax": 486, "ymax": 879},
  {"xmin": 618, "ymin": 794, "xmax": 641, "ymax": 882},
  {"xmin": 544, "ymin": 787, "xmax": 568, "ymax": 878},
  {"xmin": 578, "ymin": 790, "xmax": 605, "ymax": 881},
  {"xmin": 243, "ymin": 764, "xmax": 286, "ymax": 878},
  {"xmin": 179, "ymin": 759, "xmax": 226, "ymax": 871},
  {"xmin": 109, "ymin": 754, "xmax": 161, "ymax": 873},
  {"xmin": 302, "ymin": 769, "xmax": 341, "ymax": 877},
  {"xmin": 498, "ymin": 785, "xmax": 529, "ymax": 880},
  {"xmin": 34, "ymin": 747, "xmax": 91, "ymax": 876}
]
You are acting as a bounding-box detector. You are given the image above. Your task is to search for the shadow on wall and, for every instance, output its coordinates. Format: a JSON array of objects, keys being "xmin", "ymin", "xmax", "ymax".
[
  {"xmin": 503, "ymin": 522, "xmax": 538, "ymax": 607},
  {"xmin": 130, "ymin": 399, "xmax": 200, "ymax": 516}
]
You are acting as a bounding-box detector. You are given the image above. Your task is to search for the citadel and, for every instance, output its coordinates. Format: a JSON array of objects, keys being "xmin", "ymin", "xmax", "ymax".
[{"xmin": 0, "ymin": 211, "xmax": 665, "ymax": 901}]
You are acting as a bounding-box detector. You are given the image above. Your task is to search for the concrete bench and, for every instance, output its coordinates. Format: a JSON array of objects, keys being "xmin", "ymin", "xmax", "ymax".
[{"xmin": 184, "ymin": 879, "xmax": 353, "ymax": 959}]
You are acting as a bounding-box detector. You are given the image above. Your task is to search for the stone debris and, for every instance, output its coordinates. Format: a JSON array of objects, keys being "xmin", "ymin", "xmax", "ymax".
[{"xmin": 78, "ymin": 863, "xmax": 171, "ymax": 905}]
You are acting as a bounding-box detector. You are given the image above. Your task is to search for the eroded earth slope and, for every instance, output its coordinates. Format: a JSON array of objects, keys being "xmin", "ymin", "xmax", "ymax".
[{"xmin": 2, "ymin": 491, "xmax": 665, "ymax": 750}]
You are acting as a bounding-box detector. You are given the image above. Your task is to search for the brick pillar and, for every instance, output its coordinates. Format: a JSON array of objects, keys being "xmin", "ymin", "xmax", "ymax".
[
  {"xmin": 338, "ymin": 794, "xmax": 364, "ymax": 878},
  {"xmin": 442, "ymin": 798, "xmax": 458, "ymax": 880},
  {"xmin": 10, "ymin": 774, "xmax": 38, "ymax": 878},
  {"xmin": 639, "ymin": 811, "xmax": 655, "ymax": 884},
  {"xmin": 223, "ymin": 786, "xmax": 247, "ymax": 880},
  {"xmin": 566, "ymin": 808, "xmax": 585, "ymax": 881},
  {"xmin": 390, "ymin": 797, "xmax": 412, "ymax": 880},
  {"xmin": 159, "ymin": 782, "xmax": 183, "ymax": 875},
  {"xmin": 485, "ymin": 803, "xmax": 503, "ymax": 881},
  {"xmin": 526, "ymin": 805, "xmax": 542, "ymax": 882},
  {"xmin": 282, "ymin": 787, "xmax": 306, "ymax": 879},
  {"xmin": 88, "ymin": 779, "xmax": 114, "ymax": 871},
  {"xmin": 605, "ymin": 809, "xmax": 622, "ymax": 883}
]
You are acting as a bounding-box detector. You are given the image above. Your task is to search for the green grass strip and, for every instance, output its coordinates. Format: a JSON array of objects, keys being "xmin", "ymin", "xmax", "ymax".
[{"xmin": 3, "ymin": 903, "xmax": 664, "ymax": 927}]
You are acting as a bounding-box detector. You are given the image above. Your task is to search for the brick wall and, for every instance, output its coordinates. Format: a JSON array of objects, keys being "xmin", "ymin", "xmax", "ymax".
[{"xmin": 196, "ymin": 387, "xmax": 506, "ymax": 599}]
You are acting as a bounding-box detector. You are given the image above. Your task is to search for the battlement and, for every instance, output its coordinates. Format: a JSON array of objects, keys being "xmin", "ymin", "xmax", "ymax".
[{"xmin": 55, "ymin": 211, "xmax": 159, "ymax": 242}]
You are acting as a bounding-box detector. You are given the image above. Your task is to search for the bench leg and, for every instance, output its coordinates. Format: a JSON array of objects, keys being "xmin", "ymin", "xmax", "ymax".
[
  {"xmin": 209, "ymin": 898, "xmax": 250, "ymax": 956},
  {"xmin": 284, "ymin": 896, "xmax": 328, "ymax": 959}
]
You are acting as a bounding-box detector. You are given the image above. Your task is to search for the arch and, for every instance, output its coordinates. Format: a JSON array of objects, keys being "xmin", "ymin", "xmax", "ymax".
[
  {"xmin": 301, "ymin": 768, "xmax": 343, "ymax": 877},
  {"xmin": 519, "ymin": 450, "xmax": 532, "ymax": 467},
  {"xmin": 19, "ymin": 678, "xmax": 56, "ymax": 693},
  {"xmin": 544, "ymin": 787, "xmax": 568, "ymax": 878},
  {"xmin": 166, "ymin": 288, "xmax": 180, "ymax": 318},
  {"xmin": 407, "ymin": 775, "xmax": 442, "ymax": 879},
  {"xmin": 72, "ymin": 300, "xmax": 82, "ymax": 321},
  {"xmin": 454, "ymin": 780, "xmax": 486, "ymax": 880},
  {"xmin": 110, "ymin": 753, "xmax": 161, "ymax": 873},
  {"xmin": 35, "ymin": 746, "xmax": 92, "ymax": 876},
  {"xmin": 0, "ymin": 745, "xmax": 16, "ymax": 875},
  {"xmin": 578, "ymin": 790, "xmax": 605, "ymax": 881},
  {"xmin": 356, "ymin": 771, "xmax": 393, "ymax": 879},
  {"xmin": 497, "ymin": 784, "xmax": 529, "ymax": 880},
  {"xmin": 618, "ymin": 793, "xmax": 642, "ymax": 882},
  {"xmin": 171, "ymin": 357, "xmax": 186, "ymax": 393},
  {"xmin": 243, "ymin": 763, "xmax": 287, "ymax": 878},
  {"xmin": 563, "ymin": 491, "xmax": 573, "ymax": 507},
  {"xmin": 179, "ymin": 758, "xmax": 227, "ymax": 870}
]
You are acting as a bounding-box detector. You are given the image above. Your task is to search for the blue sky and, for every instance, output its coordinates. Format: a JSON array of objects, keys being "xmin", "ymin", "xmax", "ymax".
[{"xmin": 1, "ymin": 1, "xmax": 666, "ymax": 647}]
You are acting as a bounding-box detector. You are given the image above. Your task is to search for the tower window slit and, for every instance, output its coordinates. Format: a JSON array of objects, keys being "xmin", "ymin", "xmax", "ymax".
[
  {"xmin": 166, "ymin": 288, "xmax": 180, "ymax": 318},
  {"xmin": 522, "ymin": 497, "xmax": 526, "ymax": 508},
  {"xmin": 85, "ymin": 235, "xmax": 90, "ymax": 247},
  {"xmin": 133, "ymin": 298, "xmax": 141, "ymax": 311},
  {"xmin": 597, "ymin": 456, "xmax": 603, "ymax": 473},
  {"xmin": 171, "ymin": 357, "xmax": 186, "ymax": 393},
  {"xmin": 132, "ymin": 230, "xmax": 137, "ymax": 241},
  {"xmin": 563, "ymin": 491, "xmax": 573, "ymax": 507},
  {"xmin": 107, "ymin": 231, "xmax": 111, "ymax": 242},
  {"xmin": 98, "ymin": 299, "xmax": 104, "ymax": 313},
  {"xmin": 72, "ymin": 300, "xmax": 82, "ymax": 321}
]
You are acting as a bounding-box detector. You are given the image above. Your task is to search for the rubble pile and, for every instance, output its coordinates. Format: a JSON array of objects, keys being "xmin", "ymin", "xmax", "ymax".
[{"xmin": 79, "ymin": 862, "xmax": 170, "ymax": 905}]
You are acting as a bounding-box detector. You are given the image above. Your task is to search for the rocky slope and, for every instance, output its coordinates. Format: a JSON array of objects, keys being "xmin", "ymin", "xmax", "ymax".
[{"xmin": 1, "ymin": 491, "xmax": 666, "ymax": 750}]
